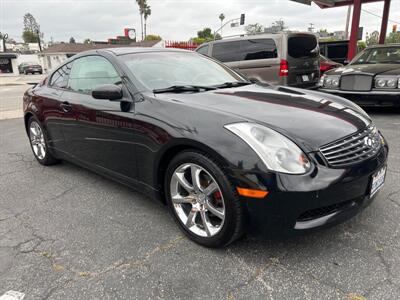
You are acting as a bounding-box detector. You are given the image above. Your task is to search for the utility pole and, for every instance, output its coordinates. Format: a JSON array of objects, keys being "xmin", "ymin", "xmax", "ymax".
[
  {"xmin": 36, "ymin": 29, "xmax": 42, "ymax": 52},
  {"xmin": 345, "ymin": 5, "xmax": 352, "ymax": 39}
]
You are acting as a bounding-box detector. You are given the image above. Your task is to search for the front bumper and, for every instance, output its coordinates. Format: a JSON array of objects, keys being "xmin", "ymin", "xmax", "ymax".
[
  {"xmin": 240, "ymin": 145, "xmax": 388, "ymax": 238},
  {"xmin": 319, "ymin": 88, "xmax": 400, "ymax": 107}
]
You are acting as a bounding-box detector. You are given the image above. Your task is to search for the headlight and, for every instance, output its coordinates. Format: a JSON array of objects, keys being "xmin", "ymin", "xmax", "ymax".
[
  {"xmin": 224, "ymin": 123, "xmax": 311, "ymax": 174},
  {"xmin": 322, "ymin": 75, "xmax": 340, "ymax": 88},
  {"xmin": 375, "ymin": 77, "xmax": 399, "ymax": 89}
]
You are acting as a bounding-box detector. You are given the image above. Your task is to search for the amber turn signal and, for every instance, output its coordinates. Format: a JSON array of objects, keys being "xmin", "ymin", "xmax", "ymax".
[{"xmin": 236, "ymin": 187, "xmax": 269, "ymax": 198}]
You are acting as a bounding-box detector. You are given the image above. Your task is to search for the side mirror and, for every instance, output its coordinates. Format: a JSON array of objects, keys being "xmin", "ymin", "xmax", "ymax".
[{"xmin": 92, "ymin": 84, "xmax": 123, "ymax": 101}]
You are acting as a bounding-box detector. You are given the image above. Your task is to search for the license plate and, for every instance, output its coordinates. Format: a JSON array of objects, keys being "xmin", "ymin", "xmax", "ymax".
[
  {"xmin": 370, "ymin": 166, "xmax": 386, "ymax": 198},
  {"xmin": 302, "ymin": 75, "xmax": 309, "ymax": 82}
]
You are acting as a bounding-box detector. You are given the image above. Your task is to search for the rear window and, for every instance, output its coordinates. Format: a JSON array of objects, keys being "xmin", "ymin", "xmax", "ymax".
[
  {"xmin": 241, "ymin": 39, "xmax": 277, "ymax": 60},
  {"xmin": 288, "ymin": 36, "xmax": 318, "ymax": 59},
  {"xmin": 212, "ymin": 41, "xmax": 241, "ymax": 62},
  {"xmin": 212, "ymin": 39, "xmax": 277, "ymax": 62}
]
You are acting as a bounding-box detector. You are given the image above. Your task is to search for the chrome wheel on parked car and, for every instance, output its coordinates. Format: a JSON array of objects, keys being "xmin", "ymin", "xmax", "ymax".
[
  {"xmin": 170, "ymin": 163, "xmax": 225, "ymax": 238},
  {"xmin": 29, "ymin": 120, "xmax": 46, "ymax": 160}
]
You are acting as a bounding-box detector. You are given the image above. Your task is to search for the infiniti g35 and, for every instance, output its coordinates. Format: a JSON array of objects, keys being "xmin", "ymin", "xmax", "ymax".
[{"xmin": 23, "ymin": 48, "xmax": 388, "ymax": 247}]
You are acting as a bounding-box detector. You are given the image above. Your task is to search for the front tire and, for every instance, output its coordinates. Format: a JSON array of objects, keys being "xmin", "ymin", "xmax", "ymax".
[
  {"xmin": 27, "ymin": 117, "xmax": 60, "ymax": 165},
  {"xmin": 165, "ymin": 151, "xmax": 244, "ymax": 248}
]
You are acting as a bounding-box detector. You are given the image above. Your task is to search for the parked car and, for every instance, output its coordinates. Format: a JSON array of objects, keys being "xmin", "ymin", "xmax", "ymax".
[
  {"xmin": 195, "ymin": 32, "xmax": 320, "ymax": 89},
  {"xmin": 23, "ymin": 48, "xmax": 388, "ymax": 247},
  {"xmin": 18, "ymin": 62, "xmax": 43, "ymax": 74},
  {"xmin": 320, "ymin": 54, "xmax": 343, "ymax": 74},
  {"xmin": 319, "ymin": 44, "xmax": 400, "ymax": 107}
]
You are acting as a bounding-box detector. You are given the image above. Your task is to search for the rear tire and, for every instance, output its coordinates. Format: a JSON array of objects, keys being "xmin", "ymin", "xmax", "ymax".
[
  {"xmin": 165, "ymin": 150, "xmax": 244, "ymax": 248},
  {"xmin": 27, "ymin": 117, "xmax": 60, "ymax": 166}
]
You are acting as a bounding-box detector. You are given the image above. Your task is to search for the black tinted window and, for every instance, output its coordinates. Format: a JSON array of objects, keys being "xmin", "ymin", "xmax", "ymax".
[
  {"xmin": 50, "ymin": 63, "xmax": 72, "ymax": 89},
  {"xmin": 328, "ymin": 45, "xmax": 348, "ymax": 59},
  {"xmin": 241, "ymin": 39, "xmax": 277, "ymax": 60},
  {"xmin": 288, "ymin": 36, "xmax": 318, "ymax": 58},
  {"xmin": 197, "ymin": 45, "xmax": 209, "ymax": 56},
  {"xmin": 212, "ymin": 41, "xmax": 241, "ymax": 62}
]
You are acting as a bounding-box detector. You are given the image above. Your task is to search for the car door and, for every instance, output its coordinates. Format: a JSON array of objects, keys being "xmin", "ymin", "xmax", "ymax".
[
  {"xmin": 38, "ymin": 62, "xmax": 72, "ymax": 153},
  {"xmin": 60, "ymin": 55, "xmax": 138, "ymax": 181}
]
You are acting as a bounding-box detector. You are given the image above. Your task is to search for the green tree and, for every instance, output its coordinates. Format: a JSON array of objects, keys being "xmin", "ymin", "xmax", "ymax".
[
  {"xmin": 83, "ymin": 38, "xmax": 92, "ymax": 44},
  {"xmin": 22, "ymin": 13, "xmax": 40, "ymax": 43},
  {"xmin": 245, "ymin": 23, "xmax": 264, "ymax": 35},
  {"xmin": 144, "ymin": 34, "xmax": 161, "ymax": 41},
  {"xmin": 219, "ymin": 13, "xmax": 225, "ymax": 35},
  {"xmin": 358, "ymin": 40, "xmax": 367, "ymax": 51},
  {"xmin": 366, "ymin": 31, "xmax": 379, "ymax": 46},
  {"xmin": 385, "ymin": 31, "xmax": 400, "ymax": 44},
  {"xmin": 136, "ymin": 0, "xmax": 146, "ymax": 41},
  {"xmin": 69, "ymin": 37, "xmax": 76, "ymax": 43},
  {"xmin": 191, "ymin": 28, "xmax": 221, "ymax": 44},
  {"xmin": 143, "ymin": 3, "xmax": 151, "ymax": 38}
]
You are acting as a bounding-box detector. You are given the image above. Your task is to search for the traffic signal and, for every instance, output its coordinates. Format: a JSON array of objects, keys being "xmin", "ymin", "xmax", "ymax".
[{"xmin": 240, "ymin": 14, "xmax": 245, "ymax": 25}]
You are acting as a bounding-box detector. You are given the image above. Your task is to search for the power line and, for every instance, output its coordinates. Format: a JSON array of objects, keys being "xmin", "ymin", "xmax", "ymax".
[{"xmin": 361, "ymin": 8, "xmax": 400, "ymax": 25}]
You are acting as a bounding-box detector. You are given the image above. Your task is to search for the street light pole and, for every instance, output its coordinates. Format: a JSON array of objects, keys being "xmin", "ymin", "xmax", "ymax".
[{"xmin": 214, "ymin": 17, "xmax": 240, "ymax": 40}]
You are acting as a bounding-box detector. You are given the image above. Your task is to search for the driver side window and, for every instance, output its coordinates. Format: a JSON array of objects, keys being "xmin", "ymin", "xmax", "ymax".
[{"xmin": 68, "ymin": 56, "xmax": 120, "ymax": 94}]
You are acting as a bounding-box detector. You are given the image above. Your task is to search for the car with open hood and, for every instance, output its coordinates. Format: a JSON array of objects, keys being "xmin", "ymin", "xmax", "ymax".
[
  {"xmin": 319, "ymin": 44, "xmax": 400, "ymax": 107},
  {"xmin": 23, "ymin": 48, "xmax": 388, "ymax": 247}
]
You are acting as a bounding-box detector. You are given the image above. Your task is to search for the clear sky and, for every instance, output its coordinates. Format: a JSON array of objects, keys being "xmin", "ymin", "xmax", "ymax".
[{"xmin": 1, "ymin": 0, "xmax": 399, "ymax": 43}]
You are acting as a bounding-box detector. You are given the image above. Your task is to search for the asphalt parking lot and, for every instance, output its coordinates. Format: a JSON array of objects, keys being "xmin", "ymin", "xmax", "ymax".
[{"xmin": 0, "ymin": 83, "xmax": 399, "ymax": 299}]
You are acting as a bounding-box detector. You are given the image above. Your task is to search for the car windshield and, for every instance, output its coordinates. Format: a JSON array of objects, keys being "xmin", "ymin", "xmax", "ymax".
[
  {"xmin": 351, "ymin": 47, "xmax": 400, "ymax": 64},
  {"xmin": 120, "ymin": 51, "xmax": 247, "ymax": 91}
]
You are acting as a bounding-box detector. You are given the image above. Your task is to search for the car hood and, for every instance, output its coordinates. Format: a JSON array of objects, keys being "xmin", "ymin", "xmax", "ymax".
[
  {"xmin": 326, "ymin": 63, "xmax": 400, "ymax": 76},
  {"xmin": 155, "ymin": 84, "xmax": 371, "ymax": 152}
]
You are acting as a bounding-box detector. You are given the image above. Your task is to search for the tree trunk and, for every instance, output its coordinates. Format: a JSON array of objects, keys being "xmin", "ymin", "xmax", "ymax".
[
  {"xmin": 140, "ymin": 14, "xmax": 144, "ymax": 41},
  {"xmin": 144, "ymin": 21, "xmax": 147, "ymax": 39}
]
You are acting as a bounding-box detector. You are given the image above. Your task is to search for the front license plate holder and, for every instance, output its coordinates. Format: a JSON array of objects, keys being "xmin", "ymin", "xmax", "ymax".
[{"xmin": 369, "ymin": 166, "xmax": 386, "ymax": 198}]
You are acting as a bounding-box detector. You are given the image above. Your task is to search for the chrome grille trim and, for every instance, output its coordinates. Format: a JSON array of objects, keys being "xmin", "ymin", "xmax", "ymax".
[{"xmin": 319, "ymin": 125, "xmax": 381, "ymax": 167}]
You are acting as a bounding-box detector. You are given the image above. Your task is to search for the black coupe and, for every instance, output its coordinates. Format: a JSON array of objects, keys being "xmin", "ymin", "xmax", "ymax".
[
  {"xmin": 23, "ymin": 48, "xmax": 388, "ymax": 247},
  {"xmin": 319, "ymin": 44, "xmax": 400, "ymax": 107}
]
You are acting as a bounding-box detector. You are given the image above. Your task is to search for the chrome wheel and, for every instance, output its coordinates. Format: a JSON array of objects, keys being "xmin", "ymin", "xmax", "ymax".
[
  {"xmin": 29, "ymin": 121, "xmax": 46, "ymax": 160},
  {"xmin": 170, "ymin": 163, "xmax": 225, "ymax": 237}
]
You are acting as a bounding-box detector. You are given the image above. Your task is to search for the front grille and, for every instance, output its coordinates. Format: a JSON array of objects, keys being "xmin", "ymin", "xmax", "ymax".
[
  {"xmin": 340, "ymin": 74, "xmax": 373, "ymax": 91},
  {"xmin": 319, "ymin": 125, "xmax": 381, "ymax": 167},
  {"xmin": 297, "ymin": 199, "xmax": 357, "ymax": 222}
]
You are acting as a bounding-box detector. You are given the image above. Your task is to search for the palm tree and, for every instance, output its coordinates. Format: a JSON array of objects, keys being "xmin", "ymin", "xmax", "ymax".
[
  {"xmin": 219, "ymin": 13, "xmax": 225, "ymax": 35},
  {"xmin": 136, "ymin": 0, "xmax": 146, "ymax": 41},
  {"xmin": 144, "ymin": 3, "xmax": 151, "ymax": 39}
]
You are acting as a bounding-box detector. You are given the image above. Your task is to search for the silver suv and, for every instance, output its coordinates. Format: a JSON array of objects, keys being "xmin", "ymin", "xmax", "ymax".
[{"xmin": 196, "ymin": 32, "xmax": 320, "ymax": 89}]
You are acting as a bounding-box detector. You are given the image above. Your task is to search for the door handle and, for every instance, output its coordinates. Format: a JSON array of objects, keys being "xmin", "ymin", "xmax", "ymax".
[{"xmin": 60, "ymin": 101, "xmax": 72, "ymax": 112}]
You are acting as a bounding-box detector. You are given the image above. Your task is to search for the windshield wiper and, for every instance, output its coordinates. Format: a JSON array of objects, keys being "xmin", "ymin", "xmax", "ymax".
[
  {"xmin": 153, "ymin": 85, "xmax": 216, "ymax": 94},
  {"xmin": 214, "ymin": 81, "xmax": 252, "ymax": 89}
]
